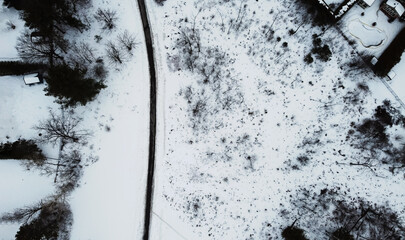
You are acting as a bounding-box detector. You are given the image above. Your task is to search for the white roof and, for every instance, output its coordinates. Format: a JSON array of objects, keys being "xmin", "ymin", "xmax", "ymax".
[
  {"xmin": 363, "ymin": 0, "xmax": 376, "ymax": 6},
  {"xmin": 23, "ymin": 73, "xmax": 40, "ymax": 85},
  {"xmin": 387, "ymin": 70, "xmax": 397, "ymax": 80},
  {"xmin": 370, "ymin": 56, "xmax": 378, "ymax": 65},
  {"xmin": 386, "ymin": 0, "xmax": 405, "ymax": 16}
]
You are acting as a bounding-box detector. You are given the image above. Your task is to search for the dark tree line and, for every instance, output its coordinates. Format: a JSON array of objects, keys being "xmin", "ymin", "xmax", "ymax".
[
  {"xmin": 374, "ymin": 27, "xmax": 405, "ymax": 77},
  {"xmin": 7, "ymin": 0, "xmax": 90, "ymax": 66},
  {"xmin": 348, "ymin": 100, "xmax": 405, "ymax": 174}
]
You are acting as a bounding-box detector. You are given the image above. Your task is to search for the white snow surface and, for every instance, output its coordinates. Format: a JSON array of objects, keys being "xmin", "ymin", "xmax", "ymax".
[
  {"xmin": 0, "ymin": 3, "xmax": 24, "ymax": 60},
  {"xmin": 1, "ymin": 0, "xmax": 405, "ymax": 239},
  {"xmin": 148, "ymin": 0, "xmax": 405, "ymax": 239},
  {"xmin": 68, "ymin": 0, "xmax": 150, "ymax": 240},
  {"xmin": 0, "ymin": 75, "xmax": 59, "ymax": 239}
]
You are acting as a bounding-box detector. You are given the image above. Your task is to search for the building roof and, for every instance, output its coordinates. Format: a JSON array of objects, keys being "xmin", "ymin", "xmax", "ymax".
[
  {"xmin": 23, "ymin": 73, "xmax": 40, "ymax": 85},
  {"xmin": 370, "ymin": 56, "xmax": 378, "ymax": 65},
  {"xmin": 387, "ymin": 69, "xmax": 397, "ymax": 80},
  {"xmin": 363, "ymin": 0, "xmax": 376, "ymax": 6},
  {"xmin": 386, "ymin": 0, "xmax": 405, "ymax": 16}
]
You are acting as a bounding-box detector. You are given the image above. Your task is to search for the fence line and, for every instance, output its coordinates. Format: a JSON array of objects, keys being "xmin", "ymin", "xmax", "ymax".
[
  {"xmin": 379, "ymin": 77, "xmax": 405, "ymax": 111},
  {"xmin": 152, "ymin": 211, "xmax": 189, "ymax": 240}
]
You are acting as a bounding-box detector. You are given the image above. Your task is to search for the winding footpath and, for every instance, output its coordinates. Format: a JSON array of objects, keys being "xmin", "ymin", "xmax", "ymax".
[{"xmin": 136, "ymin": 1, "xmax": 157, "ymax": 239}]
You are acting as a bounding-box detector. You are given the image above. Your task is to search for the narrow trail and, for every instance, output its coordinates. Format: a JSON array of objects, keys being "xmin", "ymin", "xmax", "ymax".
[{"xmin": 136, "ymin": 0, "xmax": 157, "ymax": 239}]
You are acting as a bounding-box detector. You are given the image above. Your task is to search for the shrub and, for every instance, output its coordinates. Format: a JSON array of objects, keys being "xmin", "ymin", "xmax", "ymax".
[
  {"xmin": 297, "ymin": 155, "xmax": 310, "ymax": 165},
  {"xmin": 312, "ymin": 44, "xmax": 332, "ymax": 62},
  {"xmin": 94, "ymin": 8, "xmax": 118, "ymax": 30},
  {"xmin": 45, "ymin": 64, "xmax": 106, "ymax": 107},
  {"xmin": 106, "ymin": 41, "xmax": 126, "ymax": 65},
  {"xmin": 117, "ymin": 30, "xmax": 138, "ymax": 55},
  {"xmin": 282, "ymin": 226, "xmax": 309, "ymax": 240},
  {"xmin": 310, "ymin": 36, "xmax": 332, "ymax": 62},
  {"xmin": 304, "ymin": 53, "xmax": 314, "ymax": 64},
  {"xmin": 0, "ymin": 61, "xmax": 46, "ymax": 76},
  {"xmin": 6, "ymin": 20, "xmax": 16, "ymax": 30},
  {"xmin": 357, "ymin": 119, "xmax": 388, "ymax": 145},
  {"xmin": 0, "ymin": 139, "xmax": 45, "ymax": 161},
  {"xmin": 91, "ymin": 63, "xmax": 108, "ymax": 80},
  {"xmin": 154, "ymin": 0, "xmax": 167, "ymax": 5}
]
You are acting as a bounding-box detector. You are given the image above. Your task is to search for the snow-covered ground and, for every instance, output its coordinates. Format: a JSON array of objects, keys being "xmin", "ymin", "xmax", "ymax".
[
  {"xmin": 0, "ymin": 4, "xmax": 23, "ymax": 59},
  {"xmin": 0, "ymin": 162, "xmax": 55, "ymax": 240},
  {"xmin": 148, "ymin": 0, "xmax": 405, "ymax": 239},
  {"xmin": 0, "ymin": 0, "xmax": 150, "ymax": 239},
  {"xmin": 1, "ymin": 0, "xmax": 405, "ymax": 239},
  {"xmin": 0, "ymin": 73, "xmax": 59, "ymax": 240}
]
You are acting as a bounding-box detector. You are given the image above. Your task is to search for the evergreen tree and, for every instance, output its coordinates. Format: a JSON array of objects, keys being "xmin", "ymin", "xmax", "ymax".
[
  {"xmin": 282, "ymin": 226, "xmax": 309, "ymax": 240},
  {"xmin": 45, "ymin": 65, "xmax": 106, "ymax": 107}
]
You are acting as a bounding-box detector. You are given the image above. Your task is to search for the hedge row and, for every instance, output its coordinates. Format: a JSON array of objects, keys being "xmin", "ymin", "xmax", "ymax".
[
  {"xmin": 374, "ymin": 28, "xmax": 405, "ymax": 77},
  {"xmin": 0, "ymin": 139, "xmax": 45, "ymax": 160},
  {"xmin": 0, "ymin": 61, "xmax": 46, "ymax": 76}
]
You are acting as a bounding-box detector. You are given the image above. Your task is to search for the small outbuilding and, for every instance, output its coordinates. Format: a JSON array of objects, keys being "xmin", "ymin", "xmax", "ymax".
[
  {"xmin": 380, "ymin": 0, "xmax": 405, "ymax": 19},
  {"xmin": 370, "ymin": 56, "xmax": 379, "ymax": 65},
  {"xmin": 387, "ymin": 69, "xmax": 397, "ymax": 80},
  {"xmin": 23, "ymin": 73, "xmax": 42, "ymax": 85}
]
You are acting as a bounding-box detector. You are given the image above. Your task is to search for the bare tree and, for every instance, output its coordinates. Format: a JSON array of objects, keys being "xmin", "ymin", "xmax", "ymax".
[
  {"xmin": 16, "ymin": 30, "xmax": 67, "ymax": 64},
  {"xmin": 35, "ymin": 110, "xmax": 90, "ymax": 146},
  {"xmin": 106, "ymin": 41, "xmax": 125, "ymax": 65},
  {"xmin": 94, "ymin": 8, "xmax": 118, "ymax": 30},
  {"xmin": 1, "ymin": 197, "xmax": 73, "ymax": 240},
  {"xmin": 6, "ymin": 20, "xmax": 16, "ymax": 30},
  {"xmin": 68, "ymin": 42, "xmax": 96, "ymax": 67},
  {"xmin": 118, "ymin": 30, "xmax": 138, "ymax": 55}
]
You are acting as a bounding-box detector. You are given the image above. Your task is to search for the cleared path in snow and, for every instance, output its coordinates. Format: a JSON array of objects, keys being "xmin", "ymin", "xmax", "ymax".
[{"xmin": 136, "ymin": 0, "xmax": 157, "ymax": 239}]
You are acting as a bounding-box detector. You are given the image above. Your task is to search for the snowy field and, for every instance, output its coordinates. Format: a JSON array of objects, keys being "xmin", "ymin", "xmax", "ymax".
[
  {"xmin": 0, "ymin": 78, "xmax": 59, "ymax": 238},
  {"xmin": 0, "ymin": 4, "xmax": 23, "ymax": 59},
  {"xmin": 340, "ymin": 0, "xmax": 405, "ymax": 58},
  {"xmin": 148, "ymin": 0, "xmax": 405, "ymax": 239},
  {"xmin": 1, "ymin": 0, "xmax": 405, "ymax": 239}
]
